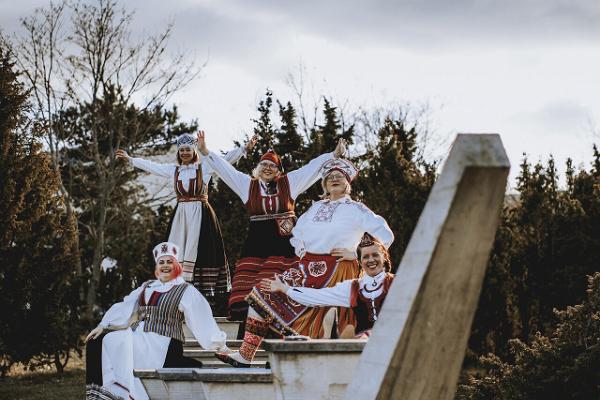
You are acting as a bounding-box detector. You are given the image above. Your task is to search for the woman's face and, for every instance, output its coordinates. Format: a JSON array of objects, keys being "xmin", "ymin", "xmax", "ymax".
[
  {"xmin": 360, "ymin": 244, "xmax": 385, "ymax": 277},
  {"xmin": 257, "ymin": 160, "xmax": 280, "ymax": 182},
  {"xmin": 325, "ymin": 171, "xmax": 348, "ymax": 196},
  {"xmin": 178, "ymin": 146, "xmax": 195, "ymax": 164},
  {"xmin": 155, "ymin": 256, "xmax": 176, "ymax": 283}
]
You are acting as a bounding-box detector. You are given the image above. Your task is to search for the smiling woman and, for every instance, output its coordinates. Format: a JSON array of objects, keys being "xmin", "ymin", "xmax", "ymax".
[
  {"xmin": 198, "ymin": 132, "xmax": 346, "ymax": 326},
  {"xmin": 85, "ymin": 242, "xmax": 229, "ymax": 400},
  {"xmin": 115, "ymin": 132, "xmax": 256, "ymax": 309},
  {"xmin": 216, "ymin": 159, "xmax": 395, "ymax": 367}
]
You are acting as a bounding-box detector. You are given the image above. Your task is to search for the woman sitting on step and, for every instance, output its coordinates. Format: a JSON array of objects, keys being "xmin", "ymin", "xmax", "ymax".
[
  {"xmin": 215, "ymin": 159, "xmax": 394, "ymax": 367},
  {"xmin": 85, "ymin": 242, "xmax": 229, "ymax": 400}
]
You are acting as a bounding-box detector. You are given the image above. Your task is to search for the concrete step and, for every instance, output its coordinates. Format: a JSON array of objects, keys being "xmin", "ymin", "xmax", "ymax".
[
  {"xmin": 136, "ymin": 368, "xmax": 274, "ymax": 400},
  {"xmin": 183, "ymin": 339, "xmax": 244, "ymax": 349},
  {"xmin": 197, "ymin": 360, "xmax": 269, "ymax": 369},
  {"xmin": 184, "ymin": 348, "xmax": 268, "ymax": 361},
  {"xmin": 183, "ymin": 318, "xmax": 241, "ymax": 341}
]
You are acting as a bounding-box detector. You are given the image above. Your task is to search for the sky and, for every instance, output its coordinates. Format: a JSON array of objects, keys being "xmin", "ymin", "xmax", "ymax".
[{"xmin": 3, "ymin": 0, "xmax": 600, "ymax": 188}]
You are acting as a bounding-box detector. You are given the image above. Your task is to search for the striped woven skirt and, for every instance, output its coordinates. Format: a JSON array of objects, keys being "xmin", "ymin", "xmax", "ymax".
[
  {"xmin": 166, "ymin": 201, "xmax": 230, "ymax": 309},
  {"xmin": 228, "ymin": 255, "xmax": 298, "ymax": 320},
  {"xmin": 246, "ymin": 253, "xmax": 359, "ymax": 338}
]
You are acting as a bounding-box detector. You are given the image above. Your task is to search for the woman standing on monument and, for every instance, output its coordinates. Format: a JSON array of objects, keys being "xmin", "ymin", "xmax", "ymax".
[
  {"xmin": 215, "ymin": 159, "xmax": 394, "ymax": 367},
  {"xmin": 197, "ymin": 132, "xmax": 345, "ymax": 321},
  {"xmin": 115, "ymin": 132, "xmax": 257, "ymax": 307}
]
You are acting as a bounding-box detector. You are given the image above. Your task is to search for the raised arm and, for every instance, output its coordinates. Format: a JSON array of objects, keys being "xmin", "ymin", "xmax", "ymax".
[
  {"xmin": 180, "ymin": 287, "xmax": 227, "ymax": 351},
  {"xmin": 286, "ymin": 138, "xmax": 347, "ymax": 199},
  {"xmin": 198, "ymin": 131, "xmax": 252, "ymax": 202},
  {"xmin": 116, "ymin": 149, "xmax": 176, "ymax": 178},
  {"xmin": 286, "ymin": 152, "xmax": 334, "ymax": 199},
  {"xmin": 202, "ymin": 144, "xmax": 248, "ymax": 184}
]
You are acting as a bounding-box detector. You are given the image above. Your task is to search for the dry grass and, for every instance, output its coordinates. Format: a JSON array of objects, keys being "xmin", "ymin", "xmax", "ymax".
[{"xmin": 0, "ymin": 350, "xmax": 85, "ymax": 400}]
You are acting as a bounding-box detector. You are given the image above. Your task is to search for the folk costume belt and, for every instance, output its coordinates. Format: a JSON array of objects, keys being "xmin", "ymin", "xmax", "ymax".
[
  {"xmin": 248, "ymin": 211, "xmax": 296, "ymax": 221},
  {"xmin": 177, "ymin": 194, "xmax": 208, "ymax": 203},
  {"xmin": 249, "ymin": 211, "xmax": 296, "ymax": 236}
]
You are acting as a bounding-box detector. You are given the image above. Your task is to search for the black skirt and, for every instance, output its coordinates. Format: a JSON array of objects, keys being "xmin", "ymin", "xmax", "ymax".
[{"xmin": 166, "ymin": 201, "xmax": 231, "ymax": 308}]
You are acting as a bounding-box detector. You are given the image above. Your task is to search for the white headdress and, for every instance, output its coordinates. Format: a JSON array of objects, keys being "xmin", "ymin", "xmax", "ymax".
[
  {"xmin": 176, "ymin": 133, "xmax": 197, "ymax": 149},
  {"xmin": 320, "ymin": 158, "xmax": 359, "ymax": 182},
  {"xmin": 152, "ymin": 242, "xmax": 180, "ymax": 262}
]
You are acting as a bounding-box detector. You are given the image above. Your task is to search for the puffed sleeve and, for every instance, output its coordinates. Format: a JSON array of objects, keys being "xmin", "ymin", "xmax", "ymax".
[
  {"xmin": 98, "ymin": 285, "xmax": 144, "ymax": 330},
  {"xmin": 130, "ymin": 157, "xmax": 177, "ymax": 178},
  {"xmin": 286, "ymin": 280, "xmax": 352, "ymax": 307},
  {"xmin": 179, "ymin": 286, "xmax": 227, "ymax": 350},
  {"xmin": 290, "ymin": 208, "xmax": 311, "ymax": 258},
  {"xmin": 222, "ymin": 146, "xmax": 245, "ymax": 165},
  {"xmin": 204, "ymin": 150, "xmax": 252, "ymax": 203},
  {"xmin": 286, "ymin": 152, "xmax": 334, "ymax": 199},
  {"xmin": 359, "ymin": 203, "xmax": 394, "ymax": 249},
  {"xmin": 202, "ymin": 146, "xmax": 245, "ymax": 184}
]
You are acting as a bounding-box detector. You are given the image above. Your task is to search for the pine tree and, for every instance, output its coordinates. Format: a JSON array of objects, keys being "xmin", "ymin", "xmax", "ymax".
[
  {"xmin": 0, "ymin": 49, "xmax": 81, "ymax": 374},
  {"xmin": 353, "ymin": 118, "xmax": 436, "ymax": 269}
]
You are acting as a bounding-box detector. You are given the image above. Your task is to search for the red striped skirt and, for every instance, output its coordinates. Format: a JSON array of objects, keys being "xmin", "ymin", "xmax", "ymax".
[{"xmin": 228, "ymin": 256, "xmax": 298, "ymax": 320}]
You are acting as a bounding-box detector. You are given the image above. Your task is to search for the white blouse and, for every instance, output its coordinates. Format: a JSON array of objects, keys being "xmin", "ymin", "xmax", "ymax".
[
  {"xmin": 286, "ymin": 271, "xmax": 389, "ymax": 307},
  {"xmin": 204, "ymin": 150, "xmax": 335, "ymax": 203},
  {"xmin": 290, "ymin": 195, "xmax": 394, "ymax": 257},
  {"xmin": 130, "ymin": 147, "xmax": 245, "ymax": 192},
  {"xmin": 98, "ymin": 277, "xmax": 226, "ymax": 350}
]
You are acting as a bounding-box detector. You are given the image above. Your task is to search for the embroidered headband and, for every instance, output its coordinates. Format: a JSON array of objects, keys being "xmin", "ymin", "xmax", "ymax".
[
  {"xmin": 152, "ymin": 242, "xmax": 179, "ymax": 262},
  {"xmin": 176, "ymin": 133, "xmax": 197, "ymax": 149},
  {"xmin": 320, "ymin": 158, "xmax": 359, "ymax": 182}
]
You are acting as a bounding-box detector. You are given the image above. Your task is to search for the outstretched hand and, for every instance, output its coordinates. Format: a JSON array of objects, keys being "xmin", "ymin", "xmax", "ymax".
[
  {"xmin": 115, "ymin": 149, "xmax": 130, "ymax": 161},
  {"xmin": 334, "ymin": 138, "xmax": 347, "ymax": 158},
  {"xmin": 259, "ymin": 274, "xmax": 289, "ymax": 293},
  {"xmin": 245, "ymin": 134, "xmax": 259, "ymax": 152},
  {"xmin": 197, "ymin": 130, "xmax": 209, "ymax": 156},
  {"xmin": 85, "ymin": 326, "xmax": 104, "ymax": 343}
]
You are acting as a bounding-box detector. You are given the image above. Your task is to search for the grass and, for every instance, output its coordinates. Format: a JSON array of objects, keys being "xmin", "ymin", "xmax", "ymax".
[
  {"xmin": 0, "ymin": 350, "xmax": 85, "ymax": 400},
  {"xmin": 0, "ymin": 369, "xmax": 84, "ymax": 400}
]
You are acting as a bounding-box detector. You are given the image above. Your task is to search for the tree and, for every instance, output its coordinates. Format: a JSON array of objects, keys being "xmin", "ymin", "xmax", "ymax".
[
  {"xmin": 0, "ymin": 49, "xmax": 81, "ymax": 374},
  {"xmin": 353, "ymin": 117, "xmax": 436, "ymax": 268},
  {"xmin": 10, "ymin": 0, "xmax": 201, "ymax": 320},
  {"xmin": 467, "ymin": 153, "xmax": 600, "ymax": 359},
  {"xmin": 456, "ymin": 273, "xmax": 600, "ymax": 400}
]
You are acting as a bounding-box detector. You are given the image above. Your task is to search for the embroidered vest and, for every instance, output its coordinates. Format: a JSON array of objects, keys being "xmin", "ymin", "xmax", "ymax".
[
  {"xmin": 131, "ymin": 281, "xmax": 189, "ymax": 342},
  {"xmin": 349, "ymin": 273, "xmax": 394, "ymax": 334},
  {"xmin": 174, "ymin": 164, "xmax": 206, "ymax": 202},
  {"xmin": 245, "ymin": 175, "xmax": 296, "ymax": 235},
  {"xmin": 245, "ymin": 175, "xmax": 295, "ymax": 217}
]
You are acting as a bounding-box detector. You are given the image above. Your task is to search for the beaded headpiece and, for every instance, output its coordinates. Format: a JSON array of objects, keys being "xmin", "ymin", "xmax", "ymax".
[{"xmin": 176, "ymin": 133, "xmax": 197, "ymax": 149}]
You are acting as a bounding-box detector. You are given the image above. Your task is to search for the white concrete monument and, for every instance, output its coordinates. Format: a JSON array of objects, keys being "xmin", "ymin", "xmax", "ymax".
[{"xmin": 345, "ymin": 134, "xmax": 510, "ymax": 400}]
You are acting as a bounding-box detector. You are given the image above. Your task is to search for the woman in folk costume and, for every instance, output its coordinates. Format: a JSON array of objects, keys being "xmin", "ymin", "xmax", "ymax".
[
  {"xmin": 261, "ymin": 233, "xmax": 395, "ymax": 339},
  {"xmin": 115, "ymin": 132, "xmax": 256, "ymax": 305},
  {"xmin": 85, "ymin": 242, "xmax": 229, "ymax": 400},
  {"xmin": 197, "ymin": 131, "xmax": 347, "ymax": 321},
  {"xmin": 215, "ymin": 159, "xmax": 394, "ymax": 367}
]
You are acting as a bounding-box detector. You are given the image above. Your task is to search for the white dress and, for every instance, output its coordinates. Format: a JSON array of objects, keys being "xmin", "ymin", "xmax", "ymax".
[
  {"xmin": 130, "ymin": 148, "xmax": 244, "ymax": 282},
  {"xmin": 97, "ymin": 277, "xmax": 226, "ymax": 400}
]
